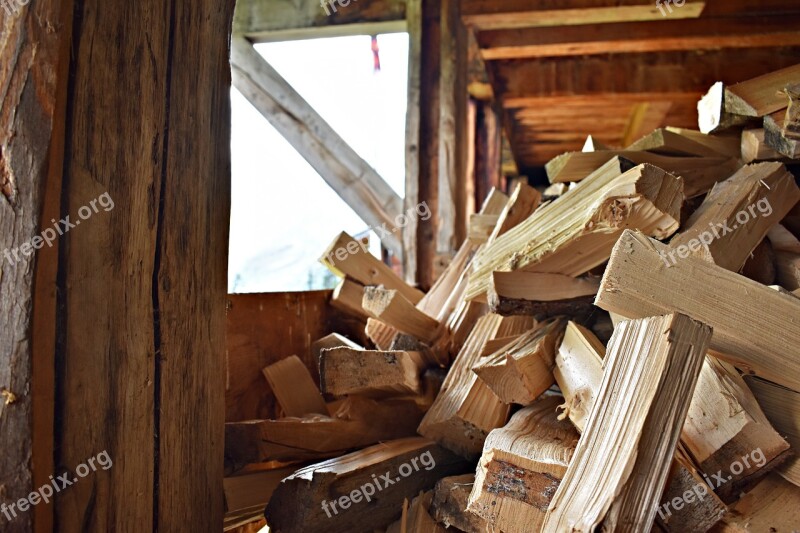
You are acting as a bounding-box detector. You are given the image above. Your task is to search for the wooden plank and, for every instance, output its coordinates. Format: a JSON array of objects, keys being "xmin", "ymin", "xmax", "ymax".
[
  {"xmin": 596, "ymin": 230, "xmax": 800, "ymax": 392},
  {"xmin": 542, "ymin": 314, "xmax": 711, "ymax": 532},
  {"xmin": 1, "ymin": 0, "xmax": 70, "ymax": 531},
  {"xmin": 478, "ymin": 16, "xmax": 800, "ymax": 60},
  {"xmin": 468, "ymin": 396, "xmax": 580, "ymax": 533},
  {"xmin": 233, "ymin": 0, "xmax": 406, "ymax": 41},
  {"xmin": 466, "ymin": 161, "xmax": 683, "ymax": 299},
  {"xmin": 463, "ymin": 2, "xmax": 706, "ymax": 30},
  {"xmin": 262, "ymin": 356, "xmax": 328, "ymax": 417},
  {"xmin": 230, "ymin": 39, "xmax": 404, "ymax": 256},
  {"xmin": 264, "ymin": 437, "xmax": 470, "ymax": 533}
]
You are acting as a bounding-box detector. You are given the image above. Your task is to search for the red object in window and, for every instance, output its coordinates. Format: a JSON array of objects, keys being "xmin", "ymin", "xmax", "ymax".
[{"xmin": 371, "ymin": 35, "xmax": 381, "ymax": 72}]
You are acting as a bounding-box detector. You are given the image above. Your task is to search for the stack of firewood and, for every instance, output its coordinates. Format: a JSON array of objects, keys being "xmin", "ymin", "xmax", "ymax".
[{"xmin": 225, "ymin": 64, "xmax": 800, "ymax": 533}]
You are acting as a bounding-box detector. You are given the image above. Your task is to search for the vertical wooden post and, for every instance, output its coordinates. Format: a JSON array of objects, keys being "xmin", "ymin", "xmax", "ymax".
[
  {"xmin": 475, "ymin": 100, "xmax": 503, "ymax": 208},
  {"xmin": 403, "ymin": 0, "xmax": 422, "ymax": 285}
]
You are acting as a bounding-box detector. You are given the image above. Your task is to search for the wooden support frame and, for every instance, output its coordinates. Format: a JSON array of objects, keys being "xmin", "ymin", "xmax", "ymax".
[{"xmin": 230, "ymin": 37, "xmax": 405, "ymax": 257}]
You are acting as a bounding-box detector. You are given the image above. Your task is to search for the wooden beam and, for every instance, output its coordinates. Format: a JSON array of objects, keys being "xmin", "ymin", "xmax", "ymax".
[
  {"xmin": 230, "ymin": 38, "xmax": 404, "ymax": 256},
  {"xmin": 233, "ymin": 0, "xmax": 407, "ymax": 42},
  {"xmin": 404, "ymin": 0, "xmax": 422, "ymax": 284},
  {"xmin": 478, "ymin": 16, "xmax": 800, "ymax": 60}
]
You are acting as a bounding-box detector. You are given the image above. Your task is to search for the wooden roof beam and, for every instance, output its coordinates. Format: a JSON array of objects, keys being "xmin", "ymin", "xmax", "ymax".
[
  {"xmin": 230, "ymin": 38, "xmax": 404, "ymax": 256},
  {"xmin": 479, "ymin": 16, "xmax": 800, "ymax": 60},
  {"xmin": 233, "ymin": 0, "xmax": 406, "ymax": 42}
]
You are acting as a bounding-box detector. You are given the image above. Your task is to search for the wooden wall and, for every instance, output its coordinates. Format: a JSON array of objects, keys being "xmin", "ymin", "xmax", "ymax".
[
  {"xmin": 226, "ymin": 291, "xmax": 366, "ymax": 423},
  {"xmin": 1, "ymin": 0, "xmax": 236, "ymax": 530}
]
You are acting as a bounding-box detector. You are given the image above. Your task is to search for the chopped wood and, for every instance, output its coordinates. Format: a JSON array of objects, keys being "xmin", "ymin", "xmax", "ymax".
[
  {"xmin": 552, "ymin": 322, "xmax": 606, "ymax": 432},
  {"xmin": 545, "ymin": 150, "xmax": 738, "ymax": 195},
  {"xmin": 224, "ymin": 397, "xmax": 425, "ymax": 468},
  {"xmin": 365, "ymin": 318, "xmax": 397, "ymax": 351},
  {"xmin": 596, "ymin": 230, "xmax": 800, "ymax": 392},
  {"xmin": 479, "ymin": 335, "xmax": 523, "ymax": 357},
  {"xmin": 745, "ymin": 376, "xmax": 800, "ymax": 487},
  {"xmin": 311, "ymin": 333, "xmax": 363, "ymax": 365},
  {"xmin": 466, "ymin": 160, "xmax": 683, "ymax": 299},
  {"xmin": 627, "ymin": 128, "xmax": 730, "ymax": 157},
  {"xmin": 386, "ymin": 491, "xmax": 447, "ymax": 533},
  {"xmin": 262, "ymin": 355, "xmax": 328, "ymax": 418},
  {"xmin": 698, "ymin": 65, "xmax": 800, "ymax": 134},
  {"xmin": 741, "ymin": 128, "xmax": 784, "ymax": 163},
  {"xmin": 682, "ymin": 357, "xmax": 790, "ymax": 503},
  {"xmin": 330, "ymin": 277, "xmax": 370, "ymax": 320},
  {"xmin": 554, "ymin": 324, "xmax": 727, "ymax": 531},
  {"xmin": 321, "ymin": 232, "xmax": 425, "ymax": 305},
  {"xmin": 264, "ymin": 437, "xmax": 470, "ymax": 533},
  {"xmin": 468, "ymin": 396, "xmax": 580, "ymax": 533},
  {"xmin": 487, "ymin": 271, "xmax": 600, "ymax": 318},
  {"xmin": 716, "ymin": 474, "xmax": 800, "ymax": 532},
  {"xmin": 542, "ymin": 313, "xmax": 711, "ymax": 532},
  {"xmin": 362, "ymin": 286, "xmax": 442, "ymax": 346},
  {"xmin": 431, "ymin": 474, "xmax": 491, "ymax": 533},
  {"xmin": 764, "ymin": 110, "xmax": 800, "ymax": 159},
  {"xmin": 666, "ymin": 127, "xmax": 743, "ymax": 158},
  {"xmin": 472, "ymin": 319, "xmax": 566, "ymax": 405},
  {"xmin": 668, "ymin": 162, "xmax": 800, "ymax": 272},
  {"xmin": 320, "ymin": 348, "xmax": 425, "ymax": 397},
  {"xmin": 418, "ymin": 314, "xmax": 512, "ymax": 459},
  {"xmin": 486, "ymin": 182, "xmax": 542, "ymax": 245},
  {"xmin": 784, "ymin": 82, "xmax": 800, "ymax": 140},
  {"xmin": 468, "ymin": 213, "xmax": 499, "ymax": 244}
]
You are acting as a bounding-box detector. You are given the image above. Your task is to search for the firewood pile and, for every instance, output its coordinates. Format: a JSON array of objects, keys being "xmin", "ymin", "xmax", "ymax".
[{"xmin": 225, "ymin": 64, "xmax": 800, "ymax": 532}]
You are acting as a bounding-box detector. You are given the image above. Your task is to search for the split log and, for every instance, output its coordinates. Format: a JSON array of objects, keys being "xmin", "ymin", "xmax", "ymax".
[
  {"xmin": 365, "ymin": 318, "xmax": 397, "ymax": 351},
  {"xmin": 664, "ymin": 127, "xmax": 743, "ymax": 158},
  {"xmin": 668, "ymin": 162, "xmax": 800, "ymax": 272},
  {"xmin": 596, "ymin": 230, "xmax": 800, "ymax": 392},
  {"xmin": 468, "ymin": 214, "xmax": 499, "ymax": 244},
  {"xmin": 487, "ymin": 271, "xmax": 600, "ymax": 318},
  {"xmin": 418, "ymin": 314, "xmax": 521, "ymax": 459},
  {"xmin": 468, "ymin": 396, "xmax": 580, "ymax": 533},
  {"xmin": 264, "ymin": 437, "xmax": 470, "ymax": 533},
  {"xmin": 431, "ymin": 475, "xmax": 491, "ymax": 533},
  {"xmin": 741, "ymin": 128, "xmax": 784, "ymax": 163},
  {"xmin": 466, "ymin": 160, "xmax": 683, "ymax": 300},
  {"xmin": 627, "ymin": 128, "xmax": 731, "ymax": 157},
  {"xmin": 542, "ymin": 313, "xmax": 711, "ymax": 532},
  {"xmin": 552, "ymin": 322, "xmax": 606, "ymax": 432},
  {"xmin": 698, "ymin": 64, "xmax": 800, "ymax": 134},
  {"xmin": 362, "ymin": 286, "xmax": 442, "ymax": 346},
  {"xmin": 311, "ymin": 333, "xmax": 363, "ymax": 364},
  {"xmin": 386, "ymin": 492, "xmax": 447, "ymax": 533},
  {"xmin": 320, "ymin": 348, "xmax": 425, "ymax": 397},
  {"xmin": 262, "ymin": 355, "xmax": 327, "ymax": 418},
  {"xmin": 330, "ymin": 277, "xmax": 370, "ymax": 320},
  {"xmin": 682, "ymin": 357, "xmax": 790, "ymax": 503},
  {"xmin": 224, "ymin": 396, "xmax": 425, "ymax": 468},
  {"xmin": 545, "ymin": 150, "xmax": 738, "ymax": 195},
  {"xmin": 554, "ymin": 323, "xmax": 727, "ymax": 531},
  {"xmin": 784, "ymin": 82, "xmax": 800, "ymax": 140},
  {"xmin": 716, "ymin": 474, "xmax": 800, "ymax": 532},
  {"xmin": 486, "ymin": 182, "xmax": 542, "ymax": 245},
  {"xmin": 472, "ymin": 319, "xmax": 566, "ymax": 405},
  {"xmin": 320, "ymin": 232, "xmax": 425, "ymax": 304},
  {"xmin": 744, "ymin": 375, "xmax": 800, "ymax": 487},
  {"xmin": 764, "ymin": 110, "xmax": 800, "ymax": 159}
]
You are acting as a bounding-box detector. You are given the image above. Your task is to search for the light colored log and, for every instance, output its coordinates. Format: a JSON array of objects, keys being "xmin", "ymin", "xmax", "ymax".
[
  {"xmin": 320, "ymin": 348, "xmax": 425, "ymax": 397},
  {"xmin": 262, "ymin": 355, "xmax": 327, "ymax": 418},
  {"xmin": 543, "ymin": 314, "xmax": 711, "ymax": 532},
  {"xmin": 466, "ymin": 161, "xmax": 683, "ymax": 299},
  {"xmin": 596, "ymin": 230, "xmax": 800, "ymax": 392}
]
